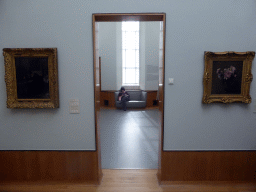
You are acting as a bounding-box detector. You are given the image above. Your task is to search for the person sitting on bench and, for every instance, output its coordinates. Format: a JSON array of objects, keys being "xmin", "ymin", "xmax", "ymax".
[{"xmin": 118, "ymin": 87, "xmax": 130, "ymax": 111}]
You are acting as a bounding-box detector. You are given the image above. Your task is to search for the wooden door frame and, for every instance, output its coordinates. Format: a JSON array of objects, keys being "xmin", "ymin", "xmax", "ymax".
[{"xmin": 92, "ymin": 13, "xmax": 166, "ymax": 183}]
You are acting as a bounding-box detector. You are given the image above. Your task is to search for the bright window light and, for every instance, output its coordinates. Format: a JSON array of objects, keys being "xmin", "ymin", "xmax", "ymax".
[{"xmin": 122, "ymin": 21, "xmax": 139, "ymax": 86}]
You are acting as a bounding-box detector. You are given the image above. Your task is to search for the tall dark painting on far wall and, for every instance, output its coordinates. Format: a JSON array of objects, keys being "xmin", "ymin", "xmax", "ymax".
[
  {"xmin": 202, "ymin": 51, "xmax": 255, "ymax": 104},
  {"xmin": 3, "ymin": 48, "xmax": 59, "ymax": 108}
]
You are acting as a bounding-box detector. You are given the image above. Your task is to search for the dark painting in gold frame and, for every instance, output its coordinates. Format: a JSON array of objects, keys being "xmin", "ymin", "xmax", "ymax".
[
  {"xmin": 3, "ymin": 48, "xmax": 59, "ymax": 108},
  {"xmin": 203, "ymin": 51, "xmax": 255, "ymax": 104}
]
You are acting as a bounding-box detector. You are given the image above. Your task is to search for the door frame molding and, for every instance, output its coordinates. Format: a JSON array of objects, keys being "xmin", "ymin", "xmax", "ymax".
[{"xmin": 92, "ymin": 13, "xmax": 166, "ymax": 183}]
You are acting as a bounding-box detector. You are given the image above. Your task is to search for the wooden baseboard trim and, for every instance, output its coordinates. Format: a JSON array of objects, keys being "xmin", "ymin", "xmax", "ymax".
[
  {"xmin": 0, "ymin": 151, "xmax": 101, "ymax": 184},
  {"xmin": 158, "ymin": 151, "xmax": 256, "ymax": 183}
]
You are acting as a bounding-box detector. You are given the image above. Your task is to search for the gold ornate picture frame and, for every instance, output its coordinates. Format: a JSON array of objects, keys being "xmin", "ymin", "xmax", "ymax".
[
  {"xmin": 3, "ymin": 48, "xmax": 59, "ymax": 108},
  {"xmin": 203, "ymin": 51, "xmax": 255, "ymax": 104}
]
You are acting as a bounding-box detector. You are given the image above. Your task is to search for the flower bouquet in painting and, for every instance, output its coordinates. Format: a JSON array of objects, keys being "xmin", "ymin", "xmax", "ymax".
[
  {"xmin": 215, "ymin": 65, "xmax": 241, "ymax": 94},
  {"xmin": 211, "ymin": 61, "xmax": 243, "ymax": 95}
]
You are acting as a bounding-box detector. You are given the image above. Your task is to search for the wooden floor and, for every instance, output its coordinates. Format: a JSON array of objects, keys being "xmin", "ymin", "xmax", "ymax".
[{"xmin": 1, "ymin": 169, "xmax": 255, "ymax": 192}]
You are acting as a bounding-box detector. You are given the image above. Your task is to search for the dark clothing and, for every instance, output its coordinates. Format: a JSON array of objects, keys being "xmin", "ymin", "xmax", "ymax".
[
  {"xmin": 118, "ymin": 91, "xmax": 130, "ymax": 110},
  {"xmin": 118, "ymin": 91, "xmax": 130, "ymax": 100}
]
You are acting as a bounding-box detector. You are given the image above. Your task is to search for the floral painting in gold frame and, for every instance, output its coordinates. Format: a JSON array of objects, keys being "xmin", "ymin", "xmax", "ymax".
[
  {"xmin": 203, "ymin": 51, "xmax": 255, "ymax": 104},
  {"xmin": 3, "ymin": 48, "xmax": 59, "ymax": 108}
]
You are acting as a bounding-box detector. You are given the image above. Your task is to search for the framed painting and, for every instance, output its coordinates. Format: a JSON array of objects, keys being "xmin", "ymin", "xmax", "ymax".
[
  {"xmin": 202, "ymin": 51, "xmax": 255, "ymax": 104},
  {"xmin": 3, "ymin": 48, "xmax": 59, "ymax": 108}
]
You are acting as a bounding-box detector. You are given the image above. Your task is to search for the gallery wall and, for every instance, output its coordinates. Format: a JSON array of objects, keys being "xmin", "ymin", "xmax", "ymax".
[
  {"xmin": 0, "ymin": 0, "xmax": 96, "ymax": 150},
  {"xmin": 99, "ymin": 22, "xmax": 119, "ymax": 91},
  {"xmin": 0, "ymin": 0, "xmax": 255, "ymax": 150},
  {"xmin": 142, "ymin": 21, "xmax": 160, "ymax": 91}
]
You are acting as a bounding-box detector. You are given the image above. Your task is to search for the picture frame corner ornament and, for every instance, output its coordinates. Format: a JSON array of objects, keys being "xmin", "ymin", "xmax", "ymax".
[
  {"xmin": 248, "ymin": 51, "xmax": 255, "ymax": 57},
  {"xmin": 204, "ymin": 51, "xmax": 213, "ymax": 57},
  {"xmin": 243, "ymin": 95, "xmax": 251, "ymax": 104}
]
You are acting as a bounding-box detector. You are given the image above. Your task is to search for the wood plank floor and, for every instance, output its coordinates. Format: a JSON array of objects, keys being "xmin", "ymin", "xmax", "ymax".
[{"xmin": 1, "ymin": 169, "xmax": 255, "ymax": 192}]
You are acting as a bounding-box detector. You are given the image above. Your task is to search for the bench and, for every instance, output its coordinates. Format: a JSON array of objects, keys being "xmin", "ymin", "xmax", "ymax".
[{"xmin": 115, "ymin": 90, "xmax": 147, "ymax": 109}]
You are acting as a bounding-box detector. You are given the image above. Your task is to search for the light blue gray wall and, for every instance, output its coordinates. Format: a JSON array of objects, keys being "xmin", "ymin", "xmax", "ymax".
[
  {"xmin": 99, "ymin": 22, "xmax": 118, "ymax": 91},
  {"xmin": 0, "ymin": 0, "xmax": 255, "ymax": 150},
  {"xmin": 139, "ymin": 22, "xmax": 161, "ymax": 91},
  {"xmin": 0, "ymin": 0, "xmax": 96, "ymax": 150},
  {"xmin": 163, "ymin": 1, "xmax": 256, "ymax": 150},
  {"xmin": 116, "ymin": 23, "xmax": 122, "ymax": 90},
  {"xmin": 99, "ymin": 22, "xmax": 122, "ymax": 91},
  {"xmin": 144, "ymin": 22, "xmax": 160, "ymax": 91}
]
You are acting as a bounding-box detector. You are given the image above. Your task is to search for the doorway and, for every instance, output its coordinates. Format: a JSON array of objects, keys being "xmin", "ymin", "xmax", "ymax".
[{"xmin": 93, "ymin": 13, "xmax": 165, "ymax": 172}]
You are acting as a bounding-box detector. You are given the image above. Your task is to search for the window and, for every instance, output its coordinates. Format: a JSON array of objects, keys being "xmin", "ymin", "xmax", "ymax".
[{"xmin": 122, "ymin": 21, "xmax": 139, "ymax": 86}]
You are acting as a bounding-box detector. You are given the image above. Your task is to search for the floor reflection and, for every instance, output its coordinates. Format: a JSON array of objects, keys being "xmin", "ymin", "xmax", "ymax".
[{"xmin": 99, "ymin": 108, "xmax": 160, "ymax": 169}]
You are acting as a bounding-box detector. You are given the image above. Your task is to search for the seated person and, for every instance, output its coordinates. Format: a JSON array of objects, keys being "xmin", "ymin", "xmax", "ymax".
[{"xmin": 118, "ymin": 87, "xmax": 130, "ymax": 111}]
